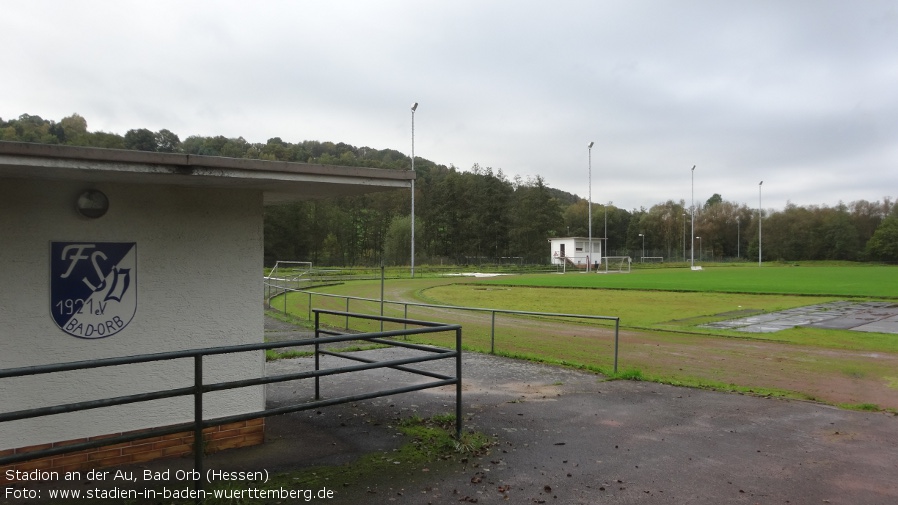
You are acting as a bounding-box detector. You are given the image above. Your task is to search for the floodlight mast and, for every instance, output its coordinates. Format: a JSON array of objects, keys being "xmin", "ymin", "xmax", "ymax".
[
  {"xmin": 758, "ymin": 180, "xmax": 763, "ymax": 267},
  {"xmin": 588, "ymin": 141, "xmax": 594, "ymax": 272},
  {"xmin": 690, "ymin": 165, "xmax": 696, "ymax": 269},
  {"xmin": 410, "ymin": 102, "xmax": 418, "ymax": 278}
]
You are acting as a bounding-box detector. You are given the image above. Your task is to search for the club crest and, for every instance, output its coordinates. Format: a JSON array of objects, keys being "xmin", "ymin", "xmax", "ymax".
[{"xmin": 50, "ymin": 242, "xmax": 137, "ymax": 339}]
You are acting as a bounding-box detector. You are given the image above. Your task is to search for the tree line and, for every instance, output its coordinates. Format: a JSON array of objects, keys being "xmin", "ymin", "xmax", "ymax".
[{"xmin": 3, "ymin": 113, "xmax": 897, "ymax": 264}]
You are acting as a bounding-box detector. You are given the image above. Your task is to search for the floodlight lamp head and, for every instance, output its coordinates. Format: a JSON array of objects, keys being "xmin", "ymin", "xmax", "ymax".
[
  {"xmin": 588, "ymin": 141, "xmax": 594, "ymax": 148},
  {"xmin": 411, "ymin": 102, "xmax": 418, "ymax": 111},
  {"xmin": 759, "ymin": 180, "xmax": 763, "ymax": 186},
  {"xmin": 692, "ymin": 165, "xmax": 696, "ymax": 171}
]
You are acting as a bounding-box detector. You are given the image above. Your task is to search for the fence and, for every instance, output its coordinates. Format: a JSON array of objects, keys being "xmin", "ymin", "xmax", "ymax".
[
  {"xmin": 265, "ymin": 279, "xmax": 621, "ymax": 374},
  {"xmin": 0, "ymin": 313, "xmax": 462, "ymax": 492}
]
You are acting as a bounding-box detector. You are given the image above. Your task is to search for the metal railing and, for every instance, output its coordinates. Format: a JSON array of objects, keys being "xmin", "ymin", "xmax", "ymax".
[
  {"xmin": 0, "ymin": 312, "xmax": 462, "ymax": 492},
  {"xmin": 266, "ymin": 280, "xmax": 620, "ymax": 374}
]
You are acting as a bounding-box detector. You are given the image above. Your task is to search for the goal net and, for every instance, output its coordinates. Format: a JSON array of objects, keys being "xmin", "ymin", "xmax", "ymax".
[
  {"xmin": 266, "ymin": 261, "xmax": 313, "ymax": 291},
  {"xmin": 602, "ymin": 256, "xmax": 632, "ymax": 273}
]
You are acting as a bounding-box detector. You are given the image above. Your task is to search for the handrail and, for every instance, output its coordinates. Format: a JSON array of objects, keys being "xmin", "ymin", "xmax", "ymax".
[{"xmin": 0, "ymin": 312, "xmax": 463, "ymax": 497}]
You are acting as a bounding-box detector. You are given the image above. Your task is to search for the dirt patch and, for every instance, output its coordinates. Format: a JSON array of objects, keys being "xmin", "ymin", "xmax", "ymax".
[{"xmin": 618, "ymin": 331, "xmax": 898, "ymax": 408}]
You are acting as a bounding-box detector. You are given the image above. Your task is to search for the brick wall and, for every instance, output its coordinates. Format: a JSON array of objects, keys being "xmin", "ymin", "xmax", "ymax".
[{"xmin": 1, "ymin": 419, "xmax": 264, "ymax": 483}]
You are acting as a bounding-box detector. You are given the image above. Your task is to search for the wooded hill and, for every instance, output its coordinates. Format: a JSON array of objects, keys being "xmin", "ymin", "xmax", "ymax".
[{"xmin": 4, "ymin": 113, "xmax": 897, "ymax": 265}]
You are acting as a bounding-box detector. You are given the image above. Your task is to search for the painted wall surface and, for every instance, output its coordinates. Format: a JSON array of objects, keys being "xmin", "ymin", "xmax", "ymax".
[{"xmin": 0, "ymin": 178, "xmax": 264, "ymax": 450}]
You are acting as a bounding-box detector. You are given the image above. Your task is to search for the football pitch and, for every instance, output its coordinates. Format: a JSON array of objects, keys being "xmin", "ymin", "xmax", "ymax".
[
  {"xmin": 282, "ymin": 264, "xmax": 898, "ymax": 412},
  {"xmin": 476, "ymin": 264, "xmax": 898, "ymax": 298}
]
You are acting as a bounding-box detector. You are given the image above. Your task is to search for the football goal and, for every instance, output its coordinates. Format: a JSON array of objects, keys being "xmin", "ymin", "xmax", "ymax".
[
  {"xmin": 266, "ymin": 261, "xmax": 313, "ymax": 291},
  {"xmin": 602, "ymin": 256, "xmax": 632, "ymax": 273}
]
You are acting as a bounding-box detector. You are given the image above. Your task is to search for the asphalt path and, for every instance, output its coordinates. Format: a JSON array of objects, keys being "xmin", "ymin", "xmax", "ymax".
[{"xmin": 233, "ymin": 328, "xmax": 898, "ymax": 505}]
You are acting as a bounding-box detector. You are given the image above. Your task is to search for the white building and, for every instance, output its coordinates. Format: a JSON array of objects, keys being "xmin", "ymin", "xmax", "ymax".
[
  {"xmin": 0, "ymin": 141, "xmax": 413, "ymax": 474},
  {"xmin": 548, "ymin": 237, "xmax": 603, "ymax": 270}
]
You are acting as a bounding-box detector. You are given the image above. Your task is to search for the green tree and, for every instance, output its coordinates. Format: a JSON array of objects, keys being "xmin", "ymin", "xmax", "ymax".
[
  {"xmin": 509, "ymin": 176, "xmax": 564, "ymax": 262},
  {"xmin": 263, "ymin": 202, "xmax": 314, "ymax": 266},
  {"xmin": 7, "ymin": 114, "xmax": 56, "ymax": 143},
  {"xmin": 123, "ymin": 128, "xmax": 157, "ymax": 151},
  {"xmin": 155, "ymin": 129, "xmax": 181, "ymax": 152},
  {"xmin": 86, "ymin": 131, "xmax": 125, "ymax": 149},
  {"xmin": 421, "ymin": 167, "xmax": 465, "ymax": 260},
  {"xmin": 865, "ymin": 215, "xmax": 898, "ymax": 261},
  {"xmin": 384, "ymin": 214, "xmax": 423, "ymax": 266},
  {"xmin": 59, "ymin": 113, "xmax": 89, "ymax": 144},
  {"xmin": 705, "ymin": 193, "xmax": 723, "ymax": 208},
  {"xmin": 562, "ymin": 199, "xmax": 589, "ymax": 237},
  {"xmin": 820, "ymin": 204, "xmax": 859, "ymax": 260},
  {"xmin": 851, "ymin": 199, "xmax": 893, "ymax": 253}
]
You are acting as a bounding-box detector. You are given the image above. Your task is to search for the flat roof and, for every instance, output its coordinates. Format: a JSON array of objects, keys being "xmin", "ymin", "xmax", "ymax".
[{"xmin": 0, "ymin": 141, "xmax": 414, "ymax": 204}]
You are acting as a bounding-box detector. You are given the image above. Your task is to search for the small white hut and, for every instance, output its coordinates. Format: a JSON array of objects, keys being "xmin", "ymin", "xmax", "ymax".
[{"xmin": 548, "ymin": 237, "xmax": 603, "ymax": 271}]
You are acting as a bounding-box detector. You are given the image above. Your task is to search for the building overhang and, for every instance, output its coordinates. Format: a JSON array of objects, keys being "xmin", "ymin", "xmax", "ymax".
[
  {"xmin": 548, "ymin": 237, "xmax": 606, "ymax": 242},
  {"xmin": 0, "ymin": 141, "xmax": 414, "ymax": 204}
]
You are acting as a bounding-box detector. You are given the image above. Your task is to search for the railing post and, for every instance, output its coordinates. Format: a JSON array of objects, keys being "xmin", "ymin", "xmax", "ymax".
[
  {"xmin": 193, "ymin": 355, "xmax": 204, "ymax": 496},
  {"xmin": 490, "ymin": 311, "xmax": 496, "ymax": 354},
  {"xmin": 613, "ymin": 318, "xmax": 620, "ymax": 374},
  {"xmin": 308, "ymin": 292, "xmax": 312, "ymax": 321},
  {"xmin": 455, "ymin": 327, "xmax": 463, "ymax": 440},
  {"xmin": 380, "ymin": 265, "xmax": 385, "ymax": 332},
  {"xmin": 315, "ymin": 310, "xmax": 321, "ymax": 400},
  {"xmin": 345, "ymin": 298, "xmax": 350, "ymax": 330}
]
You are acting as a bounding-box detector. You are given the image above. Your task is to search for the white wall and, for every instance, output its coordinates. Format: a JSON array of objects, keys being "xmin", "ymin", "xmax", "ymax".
[
  {"xmin": 0, "ymin": 179, "xmax": 265, "ymax": 450},
  {"xmin": 550, "ymin": 238, "xmax": 602, "ymax": 266}
]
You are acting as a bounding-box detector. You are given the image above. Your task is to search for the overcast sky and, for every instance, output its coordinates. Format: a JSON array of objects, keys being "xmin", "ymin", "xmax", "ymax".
[{"xmin": 3, "ymin": 1, "xmax": 896, "ymax": 211}]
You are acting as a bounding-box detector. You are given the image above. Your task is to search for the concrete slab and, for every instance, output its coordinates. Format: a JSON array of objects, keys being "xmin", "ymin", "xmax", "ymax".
[
  {"xmin": 808, "ymin": 317, "xmax": 879, "ymax": 330},
  {"xmin": 700, "ymin": 301, "xmax": 898, "ymax": 335},
  {"xmin": 853, "ymin": 315, "xmax": 898, "ymax": 334},
  {"xmin": 737, "ymin": 323, "xmax": 796, "ymax": 333}
]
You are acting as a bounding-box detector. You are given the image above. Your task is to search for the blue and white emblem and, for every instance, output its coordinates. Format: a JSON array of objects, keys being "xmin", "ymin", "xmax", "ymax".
[{"xmin": 51, "ymin": 242, "xmax": 137, "ymax": 339}]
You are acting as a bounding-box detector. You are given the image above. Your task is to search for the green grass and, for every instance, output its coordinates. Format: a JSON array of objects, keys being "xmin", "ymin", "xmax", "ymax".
[
  {"xmin": 478, "ymin": 264, "xmax": 898, "ymax": 298},
  {"xmin": 269, "ymin": 264, "xmax": 898, "ymax": 410},
  {"xmin": 410, "ymin": 283, "xmax": 898, "ymax": 354},
  {"xmin": 418, "ymin": 283, "xmax": 826, "ymax": 325},
  {"xmin": 265, "ymin": 348, "xmax": 313, "ymax": 360}
]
